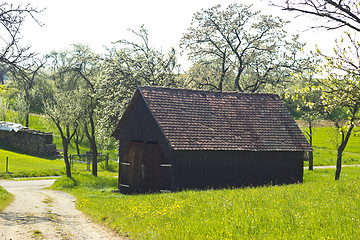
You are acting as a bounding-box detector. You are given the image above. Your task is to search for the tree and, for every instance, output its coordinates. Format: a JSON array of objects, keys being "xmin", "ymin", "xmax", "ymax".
[
  {"xmin": 290, "ymin": 74, "xmax": 323, "ymax": 170},
  {"xmin": 8, "ymin": 57, "xmax": 46, "ymax": 127},
  {"xmin": 97, "ymin": 26, "xmax": 179, "ymax": 146},
  {"xmin": 316, "ymin": 32, "xmax": 360, "ymax": 180},
  {"xmin": 268, "ymin": 1, "xmax": 360, "ymax": 180},
  {"xmin": 73, "ymin": 127, "xmax": 85, "ymax": 155},
  {"xmin": 180, "ymin": 3, "xmax": 311, "ymax": 93},
  {"xmin": 70, "ymin": 44, "xmax": 102, "ymax": 177},
  {"xmin": 45, "ymin": 45, "xmax": 102, "ymax": 177},
  {"xmin": 267, "ymin": 0, "xmax": 360, "ymax": 32},
  {"xmin": 180, "ymin": 59, "xmax": 235, "ymax": 91},
  {"xmin": 44, "ymin": 91, "xmax": 83, "ymax": 178},
  {"xmin": 0, "ymin": 2, "xmax": 43, "ymax": 67},
  {"xmin": 44, "ymin": 50, "xmax": 85, "ymax": 178}
]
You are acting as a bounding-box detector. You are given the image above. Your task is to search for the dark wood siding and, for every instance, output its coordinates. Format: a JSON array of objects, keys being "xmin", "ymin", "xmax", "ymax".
[
  {"xmin": 119, "ymin": 141, "xmax": 171, "ymax": 194},
  {"xmin": 117, "ymin": 96, "xmax": 172, "ymax": 160},
  {"xmin": 116, "ymin": 96, "xmax": 173, "ymax": 193},
  {"xmin": 116, "ymin": 96, "xmax": 164, "ymax": 144},
  {"xmin": 119, "ymin": 141, "xmax": 143, "ymax": 193},
  {"xmin": 173, "ymin": 150, "xmax": 304, "ymax": 190}
]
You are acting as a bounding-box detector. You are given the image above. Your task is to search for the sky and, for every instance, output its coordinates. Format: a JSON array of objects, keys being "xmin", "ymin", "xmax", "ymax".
[{"xmin": 16, "ymin": 0, "xmax": 345, "ymax": 70}]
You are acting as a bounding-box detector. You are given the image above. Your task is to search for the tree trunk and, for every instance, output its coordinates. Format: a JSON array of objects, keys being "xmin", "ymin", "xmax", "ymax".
[
  {"xmin": 75, "ymin": 142, "xmax": 80, "ymax": 155},
  {"xmin": 62, "ymin": 139, "xmax": 72, "ymax": 178},
  {"xmin": 308, "ymin": 151, "xmax": 314, "ymax": 171},
  {"xmin": 25, "ymin": 113, "xmax": 29, "ymax": 128},
  {"xmin": 91, "ymin": 144, "xmax": 98, "ymax": 177},
  {"xmin": 308, "ymin": 122, "xmax": 313, "ymax": 171},
  {"xmin": 335, "ymin": 124, "xmax": 354, "ymax": 180},
  {"xmin": 74, "ymin": 132, "xmax": 81, "ymax": 155},
  {"xmin": 85, "ymin": 116, "xmax": 98, "ymax": 177},
  {"xmin": 335, "ymin": 148, "xmax": 343, "ymax": 180},
  {"xmin": 235, "ymin": 71, "xmax": 243, "ymax": 92}
]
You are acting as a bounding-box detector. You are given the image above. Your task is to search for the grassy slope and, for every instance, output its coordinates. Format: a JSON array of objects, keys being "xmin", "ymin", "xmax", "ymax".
[
  {"xmin": 1, "ymin": 112, "xmax": 116, "ymax": 176},
  {"xmin": 0, "ymin": 148, "xmax": 65, "ymax": 177},
  {"xmin": 0, "ymin": 186, "xmax": 13, "ymax": 212},
  {"xmin": 52, "ymin": 167, "xmax": 360, "ymax": 240}
]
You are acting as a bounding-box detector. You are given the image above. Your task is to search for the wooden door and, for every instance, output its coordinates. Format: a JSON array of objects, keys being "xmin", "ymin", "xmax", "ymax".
[
  {"xmin": 119, "ymin": 141, "xmax": 171, "ymax": 193},
  {"xmin": 119, "ymin": 141, "xmax": 144, "ymax": 193},
  {"xmin": 143, "ymin": 142, "xmax": 171, "ymax": 192}
]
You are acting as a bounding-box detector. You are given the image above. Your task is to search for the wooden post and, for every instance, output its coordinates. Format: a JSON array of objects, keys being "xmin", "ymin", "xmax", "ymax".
[
  {"xmin": 6, "ymin": 156, "xmax": 8, "ymax": 172},
  {"xmin": 87, "ymin": 154, "xmax": 90, "ymax": 171}
]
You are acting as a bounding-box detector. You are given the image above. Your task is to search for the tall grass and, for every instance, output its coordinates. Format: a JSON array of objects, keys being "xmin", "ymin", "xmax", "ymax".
[{"xmin": 53, "ymin": 167, "xmax": 360, "ymax": 239}]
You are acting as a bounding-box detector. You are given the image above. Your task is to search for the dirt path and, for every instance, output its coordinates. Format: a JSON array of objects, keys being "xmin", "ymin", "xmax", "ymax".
[
  {"xmin": 311, "ymin": 164, "xmax": 360, "ymax": 169},
  {"xmin": 0, "ymin": 179, "xmax": 124, "ymax": 240}
]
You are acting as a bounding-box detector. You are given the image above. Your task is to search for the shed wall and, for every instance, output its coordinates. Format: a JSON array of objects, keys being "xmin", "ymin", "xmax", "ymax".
[
  {"xmin": 173, "ymin": 150, "xmax": 304, "ymax": 190},
  {"xmin": 116, "ymin": 96, "xmax": 171, "ymax": 160},
  {"xmin": 115, "ymin": 96, "xmax": 173, "ymax": 193}
]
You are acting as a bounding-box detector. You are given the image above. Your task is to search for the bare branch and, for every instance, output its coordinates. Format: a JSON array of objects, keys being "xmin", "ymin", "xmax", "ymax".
[
  {"xmin": 266, "ymin": 0, "xmax": 360, "ymax": 32},
  {"xmin": 0, "ymin": 2, "xmax": 44, "ymax": 68}
]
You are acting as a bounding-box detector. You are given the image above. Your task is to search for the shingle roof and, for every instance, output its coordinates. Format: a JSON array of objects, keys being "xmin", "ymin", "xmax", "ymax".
[{"xmin": 120, "ymin": 86, "xmax": 311, "ymax": 151}]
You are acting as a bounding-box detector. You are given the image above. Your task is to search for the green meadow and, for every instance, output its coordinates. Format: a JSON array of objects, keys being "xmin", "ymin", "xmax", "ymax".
[
  {"xmin": 1, "ymin": 113, "xmax": 360, "ymax": 239},
  {"xmin": 0, "ymin": 148, "xmax": 65, "ymax": 177},
  {"xmin": 300, "ymin": 126, "xmax": 360, "ymax": 167},
  {"xmin": 50, "ymin": 167, "xmax": 360, "ymax": 240},
  {"xmin": 0, "ymin": 185, "xmax": 13, "ymax": 212}
]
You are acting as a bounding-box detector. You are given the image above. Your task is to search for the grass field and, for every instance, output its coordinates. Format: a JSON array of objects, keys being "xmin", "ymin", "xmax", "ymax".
[
  {"xmin": 0, "ymin": 148, "xmax": 119, "ymax": 178},
  {"xmin": 51, "ymin": 167, "xmax": 360, "ymax": 240},
  {"xmin": 0, "ymin": 186, "xmax": 13, "ymax": 212},
  {"xmin": 0, "ymin": 148, "xmax": 65, "ymax": 178},
  {"xmin": 308, "ymin": 127, "xmax": 360, "ymax": 166}
]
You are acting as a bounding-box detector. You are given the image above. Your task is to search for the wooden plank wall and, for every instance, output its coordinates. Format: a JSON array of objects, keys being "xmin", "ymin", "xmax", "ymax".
[{"xmin": 173, "ymin": 150, "xmax": 304, "ymax": 190}]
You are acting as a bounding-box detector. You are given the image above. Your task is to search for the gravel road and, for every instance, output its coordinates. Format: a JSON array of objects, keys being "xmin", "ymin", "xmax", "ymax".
[{"xmin": 0, "ymin": 179, "xmax": 124, "ymax": 240}]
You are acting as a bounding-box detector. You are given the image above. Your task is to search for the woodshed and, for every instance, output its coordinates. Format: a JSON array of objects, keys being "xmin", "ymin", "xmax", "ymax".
[{"xmin": 112, "ymin": 86, "xmax": 312, "ymax": 194}]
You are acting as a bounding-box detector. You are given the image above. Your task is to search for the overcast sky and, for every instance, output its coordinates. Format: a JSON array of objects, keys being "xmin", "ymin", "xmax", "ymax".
[{"xmin": 17, "ymin": 0, "xmax": 344, "ymax": 70}]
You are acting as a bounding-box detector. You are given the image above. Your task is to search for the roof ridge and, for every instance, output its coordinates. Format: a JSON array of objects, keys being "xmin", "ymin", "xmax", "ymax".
[{"xmin": 138, "ymin": 86, "xmax": 279, "ymax": 96}]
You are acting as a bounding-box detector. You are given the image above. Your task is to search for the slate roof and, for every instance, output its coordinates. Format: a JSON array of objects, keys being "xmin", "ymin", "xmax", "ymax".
[{"xmin": 116, "ymin": 86, "xmax": 312, "ymax": 152}]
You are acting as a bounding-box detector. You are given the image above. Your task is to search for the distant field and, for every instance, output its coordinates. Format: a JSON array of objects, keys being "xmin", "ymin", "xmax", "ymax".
[{"xmin": 304, "ymin": 126, "xmax": 360, "ymax": 166}]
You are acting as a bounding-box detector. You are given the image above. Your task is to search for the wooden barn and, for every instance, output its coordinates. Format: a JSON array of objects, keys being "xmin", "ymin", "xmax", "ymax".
[{"xmin": 112, "ymin": 86, "xmax": 312, "ymax": 194}]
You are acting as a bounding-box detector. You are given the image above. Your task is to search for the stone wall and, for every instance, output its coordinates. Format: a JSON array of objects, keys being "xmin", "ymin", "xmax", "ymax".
[{"xmin": 0, "ymin": 128, "xmax": 58, "ymax": 156}]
